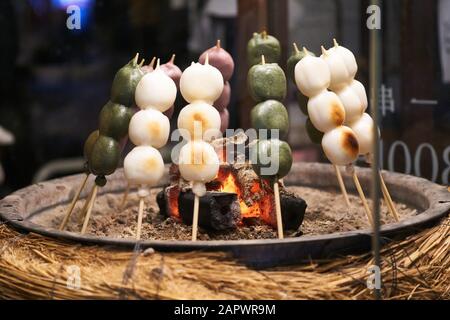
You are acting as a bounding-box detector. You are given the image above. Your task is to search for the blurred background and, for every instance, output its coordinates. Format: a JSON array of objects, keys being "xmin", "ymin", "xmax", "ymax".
[{"xmin": 0, "ymin": 0, "xmax": 449, "ymax": 197}]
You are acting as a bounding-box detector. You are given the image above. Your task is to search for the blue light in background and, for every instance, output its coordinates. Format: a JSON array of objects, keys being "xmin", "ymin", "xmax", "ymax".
[
  {"xmin": 51, "ymin": 0, "xmax": 94, "ymax": 32},
  {"xmin": 51, "ymin": 0, "xmax": 92, "ymax": 9}
]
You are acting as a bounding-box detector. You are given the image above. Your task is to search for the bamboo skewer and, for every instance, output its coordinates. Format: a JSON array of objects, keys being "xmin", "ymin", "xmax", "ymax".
[
  {"xmin": 78, "ymin": 185, "xmax": 94, "ymax": 223},
  {"xmin": 333, "ymin": 165, "xmax": 351, "ymax": 209},
  {"xmin": 365, "ymin": 154, "xmax": 399, "ymax": 222},
  {"xmin": 351, "ymin": 171, "xmax": 374, "ymax": 227},
  {"xmin": 150, "ymin": 56, "xmax": 156, "ymax": 68},
  {"xmin": 59, "ymin": 174, "xmax": 89, "ymax": 230},
  {"xmin": 120, "ymin": 183, "xmax": 130, "ymax": 210},
  {"xmin": 136, "ymin": 197, "xmax": 144, "ymax": 240},
  {"xmin": 169, "ymin": 54, "xmax": 176, "ymax": 64},
  {"xmin": 380, "ymin": 183, "xmax": 394, "ymax": 220},
  {"xmin": 379, "ymin": 171, "xmax": 400, "ymax": 222},
  {"xmin": 273, "ymin": 181, "xmax": 284, "ymax": 239},
  {"xmin": 191, "ymin": 195, "xmax": 200, "ymax": 241},
  {"xmin": 81, "ymin": 185, "xmax": 98, "ymax": 234}
]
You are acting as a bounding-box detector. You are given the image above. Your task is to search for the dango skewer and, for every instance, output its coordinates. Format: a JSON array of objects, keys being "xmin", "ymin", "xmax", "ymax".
[
  {"xmin": 124, "ymin": 58, "xmax": 176, "ymax": 239},
  {"xmin": 79, "ymin": 54, "xmax": 145, "ymax": 234},
  {"xmin": 287, "ymin": 44, "xmax": 351, "ymax": 209},
  {"xmin": 178, "ymin": 54, "xmax": 223, "ymax": 241},
  {"xmin": 120, "ymin": 55, "xmax": 180, "ymax": 210},
  {"xmin": 324, "ymin": 40, "xmax": 399, "ymax": 222},
  {"xmin": 60, "ymin": 54, "xmax": 144, "ymax": 232},
  {"xmin": 249, "ymin": 54, "xmax": 292, "ymax": 238},
  {"xmin": 294, "ymin": 47, "xmax": 373, "ymax": 226},
  {"xmin": 317, "ymin": 44, "xmax": 373, "ymax": 220}
]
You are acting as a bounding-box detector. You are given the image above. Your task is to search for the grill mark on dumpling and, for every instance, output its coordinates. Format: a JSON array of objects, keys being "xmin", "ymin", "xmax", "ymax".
[{"xmin": 341, "ymin": 128, "xmax": 359, "ymax": 159}]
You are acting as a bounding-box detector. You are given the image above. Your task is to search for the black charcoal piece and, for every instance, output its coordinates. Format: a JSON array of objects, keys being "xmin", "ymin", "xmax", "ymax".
[
  {"xmin": 280, "ymin": 190, "xmax": 307, "ymax": 230},
  {"xmin": 178, "ymin": 191, "xmax": 241, "ymax": 231}
]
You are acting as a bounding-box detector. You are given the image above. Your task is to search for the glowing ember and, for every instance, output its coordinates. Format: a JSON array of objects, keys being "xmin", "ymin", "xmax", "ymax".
[
  {"xmin": 217, "ymin": 169, "xmax": 273, "ymax": 225},
  {"xmin": 165, "ymin": 164, "xmax": 276, "ymax": 227},
  {"xmin": 159, "ymin": 132, "xmax": 307, "ymax": 230},
  {"xmin": 167, "ymin": 186, "xmax": 181, "ymax": 220},
  {"xmin": 220, "ymin": 172, "xmax": 255, "ymax": 217}
]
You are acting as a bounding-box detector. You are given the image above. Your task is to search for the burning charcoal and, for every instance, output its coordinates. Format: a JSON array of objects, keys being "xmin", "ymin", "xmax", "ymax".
[
  {"xmin": 156, "ymin": 190, "xmax": 166, "ymax": 216},
  {"xmin": 157, "ymin": 185, "xmax": 181, "ymax": 219},
  {"xmin": 159, "ymin": 136, "xmax": 308, "ymax": 233},
  {"xmin": 280, "ymin": 190, "xmax": 307, "ymax": 230},
  {"xmin": 178, "ymin": 191, "xmax": 241, "ymax": 231},
  {"xmin": 205, "ymin": 180, "xmax": 222, "ymax": 190}
]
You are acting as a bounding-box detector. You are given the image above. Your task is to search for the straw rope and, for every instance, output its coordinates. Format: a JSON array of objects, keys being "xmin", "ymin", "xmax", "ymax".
[{"xmin": 0, "ymin": 216, "xmax": 448, "ymax": 300}]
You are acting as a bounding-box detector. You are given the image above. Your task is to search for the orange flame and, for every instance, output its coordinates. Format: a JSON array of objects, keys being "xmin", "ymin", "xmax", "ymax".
[
  {"xmin": 218, "ymin": 169, "xmax": 273, "ymax": 225},
  {"xmin": 167, "ymin": 167, "xmax": 274, "ymax": 226},
  {"xmin": 167, "ymin": 186, "xmax": 181, "ymax": 220},
  {"xmin": 220, "ymin": 172, "xmax": 257, "ymax": 218}
]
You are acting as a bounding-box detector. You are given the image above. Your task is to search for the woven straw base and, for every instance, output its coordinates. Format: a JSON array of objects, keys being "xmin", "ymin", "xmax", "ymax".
[{"xmin": 0, "ymin": 216, "xmax": 448, "ymax": 300}]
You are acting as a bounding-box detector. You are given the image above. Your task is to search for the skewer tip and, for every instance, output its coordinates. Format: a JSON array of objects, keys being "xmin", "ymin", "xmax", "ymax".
[
  {"xmin": 333, "ymin": 38, "xmax": 339, "ymax": 47},
  {"xmin": 261, "ymin": 30, "xmax": 267, "ymax": 39},
  {"xmin": 205, "ymin": 53, "xmax": 209, "ymax": 65},
  {"xmin": 156, "ymin": 58, "xmax": 160, "ymax": 69},
  {"xmin": 321, "ymin": 45, "xmax": 328, "ymax": 56},
  {"xmin": 261, "ymin": 54, "xmax": 266, "ymax": 65},
  {"xmin": 216, "ymin": 39, "xmax": 221, "ymax": 49},
  {"xmin": 133, "ymin": 53, "xmax": 139, "ymax": 64},
  {"xmin": 149, "ymin": 56, "xmax": 156, "ymax": 69},
  {"xmin": 169, "ymin": 54, "xmax": 175, "ymax": 64},
  {"xmin": 293, "ymin": 42, "xmax": 300, "ymax": 54}
]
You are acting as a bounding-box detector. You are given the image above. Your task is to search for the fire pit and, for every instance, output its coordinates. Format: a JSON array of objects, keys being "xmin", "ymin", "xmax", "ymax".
[
  {"xmin": 0, "ymin": 162, "xmax": 449, "ymax": 267},
  {"xmin": 157, "ymin": 162, "xmax": 307, "ymax": 233}
]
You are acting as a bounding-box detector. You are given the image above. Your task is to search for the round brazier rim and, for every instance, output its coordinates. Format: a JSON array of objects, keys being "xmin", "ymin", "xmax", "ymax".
[{"xmin": 1, "ymin": 162, "xmax": 449, "ymax": 266}]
